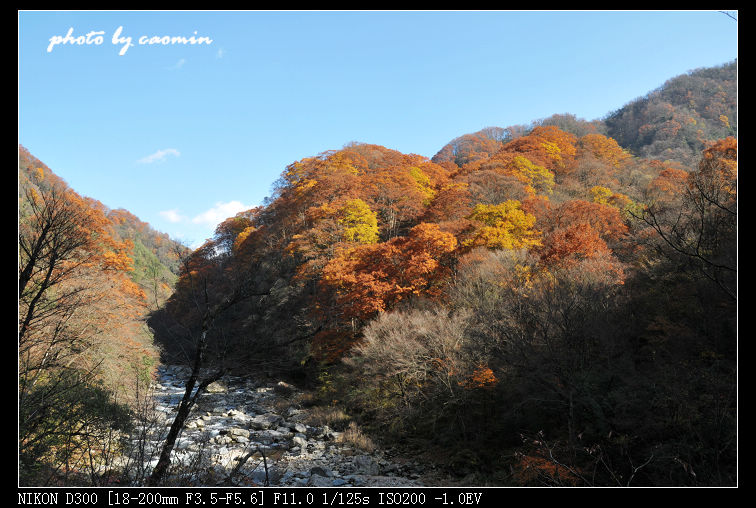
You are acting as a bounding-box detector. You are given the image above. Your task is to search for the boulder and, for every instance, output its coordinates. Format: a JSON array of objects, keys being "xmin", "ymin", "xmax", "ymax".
[
  {"xmin": 289, "ymin": 422, "xmax": 307, "ymax": 434},
  {"xmin": 228, "ymin": 409, "xmax": 249, "ymax": 421},
  {"xmin": 352, "ymin": 455, "xmax": 381, "ymax": 475},
  {"xmin": 249, "ymin": 413, "xmax": 282, "ymax": 430},
  {"xmin": 227, "ymin": 428, "xmax": 250, "ymax": 439},
  {"xmin": 292, "ymin": 436, "xmax": 308, "ymax": 449},
  {"xmin": 310, "ymin": 466, "xmax": 332, "ymax": 478},
  {"xmin": 206, "ymin": 380, "xmax": 228, "ymax": 393},
  {"xmin": 307, "ymin": 474, "xmax": 332, "ymax": 487}
]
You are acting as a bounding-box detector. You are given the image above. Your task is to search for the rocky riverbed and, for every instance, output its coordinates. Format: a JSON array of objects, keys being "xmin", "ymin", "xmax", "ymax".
[{"xmin": 128, "ymin": 365, "xmax": 426, "ymax": 487}]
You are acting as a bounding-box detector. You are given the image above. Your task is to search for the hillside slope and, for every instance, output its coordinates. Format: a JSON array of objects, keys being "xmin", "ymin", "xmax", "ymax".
[{"xmin": 19, "ymin": 146, "xmax": 188, "ymax": 484}]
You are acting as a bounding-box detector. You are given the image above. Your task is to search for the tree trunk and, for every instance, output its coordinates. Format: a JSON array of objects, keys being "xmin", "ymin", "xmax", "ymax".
[{"xmin": 146, "ymin": 321, "xmax": 225, "ymax": 485}]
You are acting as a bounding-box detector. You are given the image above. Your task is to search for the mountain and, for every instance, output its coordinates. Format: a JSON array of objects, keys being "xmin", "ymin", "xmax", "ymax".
[
  {"xmin": 19, "ymin": 59, "xmax": 737, "ymax": 487},
  {"xmin": 431, "ymin": 60, "xmax": 736, "ymax": 169}
]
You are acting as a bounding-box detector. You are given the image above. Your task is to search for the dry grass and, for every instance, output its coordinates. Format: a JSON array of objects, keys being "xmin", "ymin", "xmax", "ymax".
[
  {"xmin": 293, "ymin": 391, "xmax": 317, "ymax": 408},
  {"xmin": 304, "ymin": 405, "xmax": 351, "ymax": 430},
  {"xmin": 336, "ymin": 422, "xmax": 376, "ymax": 453}
]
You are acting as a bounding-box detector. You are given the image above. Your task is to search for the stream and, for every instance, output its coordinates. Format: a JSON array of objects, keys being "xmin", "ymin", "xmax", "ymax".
[{"xmin": 126, "ymin": 364, "xmax": 426, "ymax": 487}]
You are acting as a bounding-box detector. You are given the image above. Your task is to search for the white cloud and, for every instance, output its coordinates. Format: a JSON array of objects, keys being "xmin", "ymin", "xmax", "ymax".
[
  {"xmin": 216, "ymin": 48, "xmax": 224, "ymax": 59},
  {"xmin": 159, "ymin": 209, "xmax": 186, "ymax": 223},
  {"xmin": 168, "ymin": 58, "xmax": 186, "ymax": 70},
  {"xmin": 137, "ymin": 148, "xmax": 181, "ymax": 164},
  {"xmin": 192, "ymin": 200, "xmax": 252, "ymax": 227}
]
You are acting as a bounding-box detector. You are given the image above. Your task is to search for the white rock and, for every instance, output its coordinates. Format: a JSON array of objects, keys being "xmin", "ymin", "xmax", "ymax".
[{"xmin": 292, "ymin": 436, "xmax": 308, "ymax": 449}]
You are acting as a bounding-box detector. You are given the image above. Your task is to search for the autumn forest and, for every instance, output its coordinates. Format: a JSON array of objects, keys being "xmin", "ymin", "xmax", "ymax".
[{"xmin": 18, "ymin": 61, "xmax": 737, "ymax": 487}]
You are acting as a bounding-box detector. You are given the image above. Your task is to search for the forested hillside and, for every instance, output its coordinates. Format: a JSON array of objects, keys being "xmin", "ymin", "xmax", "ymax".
[
  {"xmin": 604, "ymin": 61, "xmax": 736, "ymax": 165},
  {"xmin": 18, "ymin": 147, "xmax": 187, "ymax": 484},
  {"xmin": 149, "ymin": 62, "xmax": 737, "ymax": 486}
]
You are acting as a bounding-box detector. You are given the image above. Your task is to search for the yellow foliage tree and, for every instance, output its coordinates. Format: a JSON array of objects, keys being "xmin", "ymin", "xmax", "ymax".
[
  {"xmin": 590, "ymin": 185, "xmax": 639, "ymax": 219},
  {"xmin": 589, "ymin": 186, "xmax": 614, "ymax": 205},
  {"xmin": 409, "ymin": 166, "xmax": 436, "ymax": 205},
  {"xmin": 509, "ymin": 156, "xmax": 555, "ymax": 196},
  {"xmin": 339, "ymin": 198, "xmax": 379, "ymax": 244},
  {"xmin": 464, "ymin": 200, "xmax": 541, "ymax": 250}
]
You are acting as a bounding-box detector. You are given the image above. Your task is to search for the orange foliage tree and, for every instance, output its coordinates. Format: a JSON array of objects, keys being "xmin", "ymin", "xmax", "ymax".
[
  {"xmin": 321, "ymin": 222, "xmax": 458, "ymax": 321},
  {"xmin": 579, "ymin": 133, "xmax": 632, "ymax": 168},
  {"xmin": 545, "ymin": 199, "xmax": 628, "ymax": 244},
  {"xmin": 536, "ymin": 199, "xmax": 628, "ymax": 283},
  {"xmin": 497, "ymin": 125, "xmax": 578, "ymax": 176}
]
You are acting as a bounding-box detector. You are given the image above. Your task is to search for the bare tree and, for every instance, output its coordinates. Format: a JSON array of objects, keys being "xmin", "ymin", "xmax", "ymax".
[{"xmin": 19, "ymin": 183, "xmax": 131, "ymax": 483}]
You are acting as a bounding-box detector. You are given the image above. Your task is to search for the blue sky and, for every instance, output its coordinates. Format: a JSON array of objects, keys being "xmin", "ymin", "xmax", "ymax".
[{"xmin": 19, "ymin": 10, "xmax": 737, "ymax": 248}]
